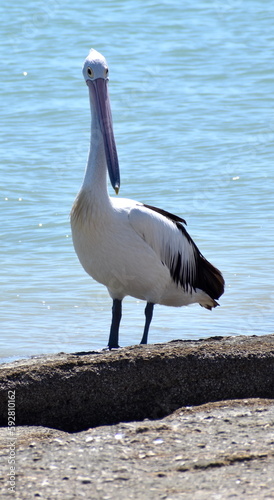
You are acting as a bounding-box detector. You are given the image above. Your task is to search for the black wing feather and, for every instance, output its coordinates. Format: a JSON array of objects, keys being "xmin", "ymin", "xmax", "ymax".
[{"xmin": 143, "ymin": 203, "xmax": 224, "ymax": 300}]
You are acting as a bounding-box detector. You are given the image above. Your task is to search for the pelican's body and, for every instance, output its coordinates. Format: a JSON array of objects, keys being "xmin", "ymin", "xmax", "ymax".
[{"xmin": 71, "ymin": 49, "xmax": 224, "ymax": 348}]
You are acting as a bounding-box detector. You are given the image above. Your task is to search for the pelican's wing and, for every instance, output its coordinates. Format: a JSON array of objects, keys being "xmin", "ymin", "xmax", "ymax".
[{"xmin": 128, "ymin": 203, "xmax": 224, "ymax": 300}]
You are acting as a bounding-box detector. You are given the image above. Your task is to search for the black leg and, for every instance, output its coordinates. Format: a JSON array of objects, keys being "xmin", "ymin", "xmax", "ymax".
[
  {"xmin": 108, "ymin": 299, "xmax": 122, "ymax": 349},
  {"xmin": 140, "ymin": 302, "xmax": 154, "ymax": 345}
]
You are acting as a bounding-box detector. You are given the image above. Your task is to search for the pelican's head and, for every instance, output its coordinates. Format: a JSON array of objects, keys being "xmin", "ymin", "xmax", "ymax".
[{"xmin": 83, "ymin": 49, "xmax": 120, "ymax": 194}]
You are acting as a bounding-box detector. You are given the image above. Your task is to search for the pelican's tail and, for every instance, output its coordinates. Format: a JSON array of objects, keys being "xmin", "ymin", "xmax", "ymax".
[
  {"xmin": 201, "ymin": 298, "xmax": 220, "ymax": 310},
  {"xmin": 195, "ymin": 253, "xmax": 225, "ymax": 308}
]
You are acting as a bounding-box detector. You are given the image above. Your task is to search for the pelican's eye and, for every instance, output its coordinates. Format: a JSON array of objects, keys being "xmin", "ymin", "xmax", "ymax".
[
  {"xmin": 105, "ymin": 67, "xmax": 109, "ymax": 77},
  {"xmin": 87, "ymin": 67, "xmax": 94, "ymax": 78}
]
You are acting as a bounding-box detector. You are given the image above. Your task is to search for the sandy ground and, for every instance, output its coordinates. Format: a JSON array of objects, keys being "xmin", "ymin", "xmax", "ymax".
[{"xmin": 0, "ymin": 334, "xmax": 274, "ymax": 498}]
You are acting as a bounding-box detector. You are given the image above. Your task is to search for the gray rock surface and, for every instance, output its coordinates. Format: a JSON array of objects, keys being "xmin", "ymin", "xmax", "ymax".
[
  {"xmin": 0, "ymin": 399, "xmax": 274, "ymax": 499},
  {"xmin": 0, "ymin": 335, "xmax": 274, "ymax": 498},
  {"xmin": 0, "ymin": 335, "xmax": 274, "ymax": 432}
]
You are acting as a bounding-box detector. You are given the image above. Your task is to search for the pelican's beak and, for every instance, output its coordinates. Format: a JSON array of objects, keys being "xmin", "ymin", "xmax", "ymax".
[{"xmin": 87, "ymin": 78, "xmax": 120, "ymax": 194}]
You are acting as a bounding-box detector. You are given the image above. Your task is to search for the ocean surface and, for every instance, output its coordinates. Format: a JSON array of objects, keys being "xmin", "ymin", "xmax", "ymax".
[{"xmin": 1, "ymin": 0, "xmax": 273, "ymax": 363}]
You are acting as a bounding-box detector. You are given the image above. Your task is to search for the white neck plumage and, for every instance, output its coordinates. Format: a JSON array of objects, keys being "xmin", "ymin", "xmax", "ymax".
[{"xmin": 82, "ymin": 101, "xmax": 109, "ymax": 203}]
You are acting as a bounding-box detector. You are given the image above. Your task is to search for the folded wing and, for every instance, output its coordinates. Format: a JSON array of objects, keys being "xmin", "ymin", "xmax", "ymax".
[{"xmin": 129, "ymin": 203, "xmax": 224, "ymax": 301}]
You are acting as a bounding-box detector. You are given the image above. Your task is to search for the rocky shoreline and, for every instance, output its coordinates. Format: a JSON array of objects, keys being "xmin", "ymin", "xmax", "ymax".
[{"xmin": 0, "ymin": 334, "xmax": 274, "ymax": 498}]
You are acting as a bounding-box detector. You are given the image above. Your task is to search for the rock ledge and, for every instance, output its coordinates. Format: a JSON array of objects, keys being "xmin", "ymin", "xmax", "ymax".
[{"xmin": 0, "ymin": 334, "xmax": 273, "ymax": 432}]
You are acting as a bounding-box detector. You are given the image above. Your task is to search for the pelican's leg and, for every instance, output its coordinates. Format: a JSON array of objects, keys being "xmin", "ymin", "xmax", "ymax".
[
  {"xmin": 140, "ymin": 302, "xmax": 154, "ymax": 345},
  {"xmin": 108, "ymin": 299, "xmax": 122, "ymax": 349}
]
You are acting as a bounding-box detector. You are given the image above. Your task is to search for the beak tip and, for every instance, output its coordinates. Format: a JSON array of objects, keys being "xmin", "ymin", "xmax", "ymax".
[{"xmin": 114, "ymin": 186, "xmax": 119, "ymax": 195}]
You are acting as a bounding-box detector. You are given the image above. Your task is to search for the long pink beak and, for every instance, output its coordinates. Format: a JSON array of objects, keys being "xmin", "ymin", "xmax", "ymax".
[{"xmin": 87, "ymin": 78, "xmax": 120, "ymax": 194}]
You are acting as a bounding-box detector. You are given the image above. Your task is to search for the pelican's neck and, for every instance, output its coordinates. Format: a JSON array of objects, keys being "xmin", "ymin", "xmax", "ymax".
[{"xmin": 82, "ymin": 102, "xmax": 109, "ymax": 202}]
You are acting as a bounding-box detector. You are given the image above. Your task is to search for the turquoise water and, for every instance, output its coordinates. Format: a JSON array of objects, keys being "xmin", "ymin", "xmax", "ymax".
[{"xmin": 1, "ymin": 0, "xmax": 274, "ymax": 362}]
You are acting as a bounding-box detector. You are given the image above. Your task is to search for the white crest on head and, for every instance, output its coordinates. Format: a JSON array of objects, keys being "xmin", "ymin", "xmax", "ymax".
[{"xmin": 82, "ymin": 48, "xmax": 109, "ymax": 81}]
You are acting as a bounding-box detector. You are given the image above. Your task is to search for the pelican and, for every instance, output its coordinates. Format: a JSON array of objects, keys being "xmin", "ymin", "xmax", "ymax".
[{"xmin": 71, "ymin": 49, "xmax": 224, "ymax": 349}]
